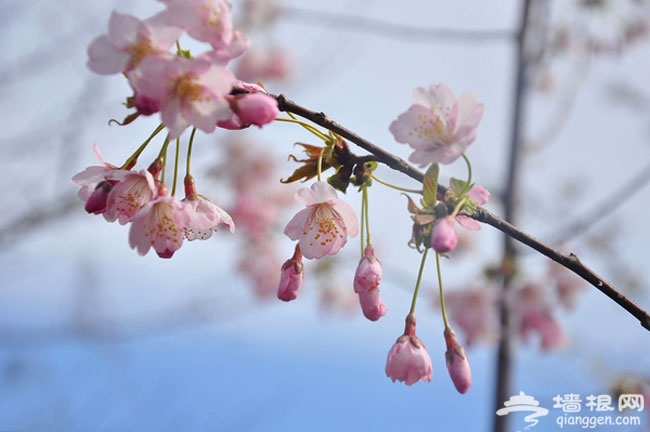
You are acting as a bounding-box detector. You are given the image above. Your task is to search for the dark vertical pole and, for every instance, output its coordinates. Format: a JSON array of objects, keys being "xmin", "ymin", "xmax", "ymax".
[{"xmin": 492, "ymin": 1, "xmax": 534, "ymax": 431}]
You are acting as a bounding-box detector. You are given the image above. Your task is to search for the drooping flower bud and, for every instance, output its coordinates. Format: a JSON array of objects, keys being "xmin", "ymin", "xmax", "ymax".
[
  {"xmin": 444, "ymin": 327, "xmax": 472, "ymax": 394},
  {"xmin": 358, "ymin": 288, "xmax": 387, "ymax": 321},
  {"xmin": 277, "ymin": 245, "xmax": 304, "ymax": 302},
  {"xmin": 353, "ymin": 245, "xmax": 382, "ymax": 293},
  {"xmin": 431, "ymin": 216, "xmax": 458, "ymax": 253},
  {"xmin": 385, "ymin": 314, "xmax": 433, "ymax": 385}
]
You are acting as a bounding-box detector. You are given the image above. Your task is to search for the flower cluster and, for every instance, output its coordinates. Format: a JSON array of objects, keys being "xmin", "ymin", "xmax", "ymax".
[
  {"xmin": 72, "ymin": 146, "xmax": 234, "ymax": 258},
  {"xmin": 76, "ymin": 0, "xmax": 500, "ymax": 399},
  {"xmin": 87, "ymin": 2, "xmax": 279, "ymax": 138},
  {"xmin": 74, "ymin": 1, "xmax": 287, "ymax": 259}
]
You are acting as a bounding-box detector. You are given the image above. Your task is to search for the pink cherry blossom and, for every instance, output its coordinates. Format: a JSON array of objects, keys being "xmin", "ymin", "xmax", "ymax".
[
  {"xmin": 283, "ymin": 181, "xmax": 359, "ymax": 260},
  {"xmin": 183, "ymin": 195, "xmax": 235, "ymax": 240},
  {"xmin": 389, "ymin": 83, "xmax": 484, "ymax": 166},
  {"xmin": 104, "ymin": 170, "xmax": 158, "ymax": 224},
  {"xmin": 358, "ymin": 289, "xmax": 387, "ymax": 322},
  {"xmin": 87, "ymin": 11, "xmax": 181, "ymax": 75},
  {"xmin": 128, "ymin": 195, "xmax": 194, "ymax": 258},
  {"xmin": 385, "ymin": 315, "xmax": 432, "ymax": 385},
  {"xmin": 277, "ymin": 245, "xmax": 304, "ymax": 302},
  {"xmin": 202, "ymin": 31, "xmax": 250, "ymax": 64},
  {"xmin": 158, "ymin": 0, "xmax": 233, "ymax": 49},
  {"xmin": 237, "ymin": 242, "xmax": 282, "ymax": 298},
  {"xmin": 128, "ymin": 55, "xmax": 234, "ymax": 138},
  {"xmin": 431, "ymin": 216, "xmax": 458, "ymax": 253},
  {"xmin": 353, "ymin": 245, "xmax": 382, "ymax": 294},
  {"xmin": 444, "ymin": 327, "xmax": 472, "ymax": 394}
]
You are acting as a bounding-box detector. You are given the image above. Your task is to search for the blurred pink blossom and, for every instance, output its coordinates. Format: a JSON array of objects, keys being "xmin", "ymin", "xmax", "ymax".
[
  {"xmin": 511, "ymin": 283, "xmax": 567, "ymax": 351},
  {"xmin": 157, "ymin": 0, "xmax": 234, "ymax": 49},
  {"xmin": 235, "ymin": 48, "xmax": 292, "ymax": 82},
  {"xmin": 87, "ymin": 11, "xmax": 181, "ymax": 75},
  {"xmin": 443, "ymin": 286, "xmax": 498, "ymax": 347}
]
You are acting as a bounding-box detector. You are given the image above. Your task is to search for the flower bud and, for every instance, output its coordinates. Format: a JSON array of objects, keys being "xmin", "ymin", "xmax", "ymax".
[
  {"xmin": 353, "ymin": 245, "xmax": 382, "ymax": 293},
  {"xmin": 385, "ymin": 314, "xmax": 432, "ymax": 385},
  {"xmin": 232, "ymin": 93, "xmax": 279, "ymax": 127},
  {"xmin": 277, "ymin": 245, "xmax": 304, "ymax": 302},
  {"xmin": 431, "ymin": 216, "xmax": 458, "ymax": 253},
  {"xmin": 84, "ymin": 181, "xmax": 112, "ymax": 214},
  {"xmin": 358, "ymin": 289, "xmax": 387, "ymax": 321},
  {"xmin": 444, "ymin": 327, "xmax": 472, "ymax": 394}
]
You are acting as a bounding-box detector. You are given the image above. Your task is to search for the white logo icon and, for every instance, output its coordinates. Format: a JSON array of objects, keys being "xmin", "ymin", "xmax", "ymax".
[{"xmin": 496, "ymin": 391, "xmax": 549, "ymax": 430}]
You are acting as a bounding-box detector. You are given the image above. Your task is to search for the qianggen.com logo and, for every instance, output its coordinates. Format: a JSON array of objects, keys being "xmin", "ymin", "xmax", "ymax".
[{"xmin": 496, "ymin": 392, "xmax": 644, "ymax": 430}]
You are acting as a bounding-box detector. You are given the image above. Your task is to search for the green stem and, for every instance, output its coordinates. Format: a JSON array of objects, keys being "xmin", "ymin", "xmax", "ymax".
[
  {"xmin": 462, "ymin": 153, "xmax": 473, "ymax": 187},
  {"xmin": 371, "ymin": 175, "xmax": 422, "ymax": 194},
  {"xmin": 276, "ymin": 116, "xmax": 330, "ymax": 142},
  {"xmin": 408, "ymin": 247, "xmax": 429, "ymax": 315},
  {"xmin": 121, "ymin": 123, "xmax": 165, "ymax": 169},
  {"xmin": 158, "ymin": 135, "xmax": 171, "ymax": 186},
  {"xmin": 186, "ymin": 128, "xmax": 197, "ymax": 175},
  {"xmin": 359, "ymin": 187, "xmax": 366, "ymax": 256},
  {"xmin": 436, "ymin": 252, "xmax": 451, "ymax": 330},
  {"xmin": 171, "ymin": 137, "xmax": 180, "ymax": 197},
  {"xmin": 363, "ymin": 186, "xmax": 371, "ymax": 245},
  {"xmin": 450, "ymin": 197, "xmax": 468, "ymax": 219}
]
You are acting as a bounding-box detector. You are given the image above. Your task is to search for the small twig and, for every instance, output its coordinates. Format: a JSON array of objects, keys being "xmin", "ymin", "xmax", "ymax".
[
  {"xmin": 545, "ymin": 160, "xmax": 650, "ymax": 246},
  {"xmin": 273, "ymin": 93, "xmax": 650, "ymax": 333}
]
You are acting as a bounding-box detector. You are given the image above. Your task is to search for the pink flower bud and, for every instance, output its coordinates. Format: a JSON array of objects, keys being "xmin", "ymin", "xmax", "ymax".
[
  {"xmin": 232, "ymin": 93, "xmax": 279, "ymax": 127},
  {"xmin": 277, "ymin": 245, "xmax": 304, "ymax": 302},
  {"xmin": 134, "ymin": 92, "xmax": 160, "ymax": 116},
  {"xmin": 431, "ymin": 216, "xmax": 457, "ymax": 253},
  {"xmin": 358, "ymin": 289, "xmax": 387, "ymax": 321},
  {"xmin": 444, "ymin": 327, "xmax": 472, "ymax": 394},
  {"xmin": 84, "ymin": 181, "xmax": 112, "ymax": 214},
  {"xmin": 385, "ymin": 314, "xmax": 433, "ymax": 385},
  {"xmin": 353, "ymin": 245, "xmax": 382, "ymax": 293}
]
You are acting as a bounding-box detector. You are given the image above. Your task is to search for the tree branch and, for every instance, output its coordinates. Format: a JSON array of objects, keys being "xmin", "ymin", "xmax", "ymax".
[
  {"xmin": 273, "ymin": 93, "xmax": 650, "ymax": 332},
  {"xmin": 280, "ymin": 6, "xmax": 515, "ymax": 44}
]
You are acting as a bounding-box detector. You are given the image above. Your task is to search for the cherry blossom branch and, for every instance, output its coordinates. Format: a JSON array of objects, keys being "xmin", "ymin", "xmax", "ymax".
[
  {"xmin": 272, "ymin": 94, "xmax": 650, "ymax": 333},
  {"xmin": 280, "ymin": 6, "xmax": 515, "ymax": 43}
]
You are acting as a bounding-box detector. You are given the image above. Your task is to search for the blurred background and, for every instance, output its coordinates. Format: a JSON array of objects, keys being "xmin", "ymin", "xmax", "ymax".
[{"xmin": 2, "ymin": 0, "xmax": 650, "ymax": 430}]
